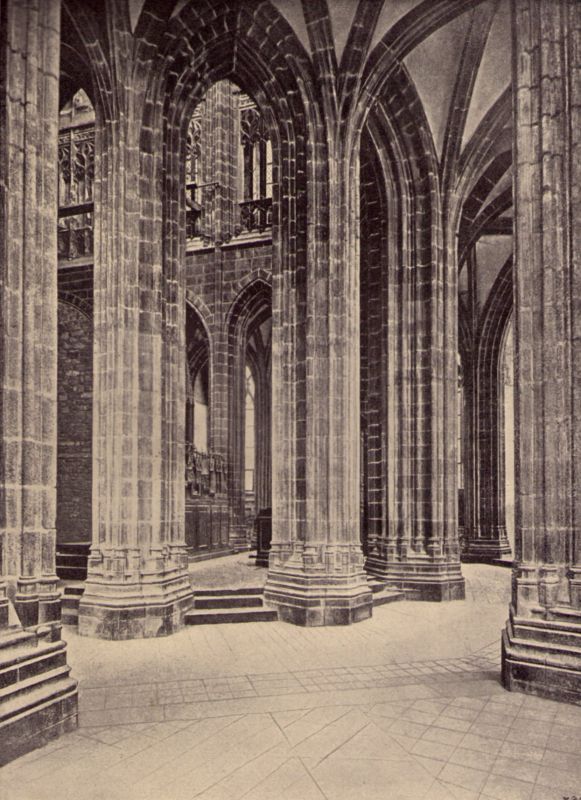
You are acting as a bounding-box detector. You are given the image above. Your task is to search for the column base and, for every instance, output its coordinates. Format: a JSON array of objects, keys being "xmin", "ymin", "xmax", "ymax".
[
  {"xmin": 461, "ymin": 530, "xmax": 512, "ymax": 563},
  {"xmin": 264, "ymin": 568, "xmax": 373, "ymax": 626},
  {"xmin": 366, "ymin": 557, "xmax": 465, "ymax": 601},
  {"xmin": 78, "ymin": 570, "xmax": 194, "ymax": 640},
  {"xmin": 502, "ymin": 604, "xmax": 581, "ymax": 705},
  {"xmin": 0, "ymin": 622, "xmax": 78, "ymax": 766}
]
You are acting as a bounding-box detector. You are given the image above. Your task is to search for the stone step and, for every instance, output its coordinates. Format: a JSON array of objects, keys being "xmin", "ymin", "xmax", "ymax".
[
  {"xmin": 60, "ymin": 584, "xmax": 85, "ymax": 626},
  {"xmin": 184, "ymin": 606, "xmax": 278, "ymax": 625},
  {"xmin": 193, "ymin": 587, "xmax": 264, "ymax": 597},
  {"xmin": 0, "ymin": 673, "xmax": 77, "ymax": 766},
  {"xmin": 56, "ymin": 544, "xmax": 89, "ymax": 581},
  {"xmin": 367, "ymin": 579, "xmax": 388, "ymax": 594},
  {"xmin": 0, "ymin": 664, "xmax": 71, "ymax": 707},
  {"xmin": 56, "ymin": 553, "xmax": 88, "ymax": 566},
  {"xmin": 56, "ymin": 543, "xmax": 91, "ymax": 554},
  {"xmin": 56, "ymin": 565, "xmax": 88, "ymax": 581},
  {"xmin": 61, "ymin": 596, "xmax": 81, "ymax": 610},
  {"xmin": 510, "ymin": 625, "xmax": 581, "ymax": 666},
  {"xmin": 372, "ymin": 588, "xmax": 405, "ymax": 607},
  {"xmin": 0, "ymin": 639, "xmax": 69, "ymax": 692},
  {"xmin": 0, "ymin": 629, "xmax": 38, "ymax": 653},
  {"xmin": 194, "ymin": 594, "xmax": 264, "ymax": 610},
  {"xmin": 547, "ymin": 605, "xmax": 581, "ymax": 623},
  {"xmin": 61, "ymin": 583, "xmax": 85, "ymax": 597},
  {"xmin": 513, "ymin": 620, "xmax": 581, "ymax": 652}
]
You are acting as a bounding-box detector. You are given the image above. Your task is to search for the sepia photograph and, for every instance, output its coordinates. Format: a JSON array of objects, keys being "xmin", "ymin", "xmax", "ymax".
[{"xmin": 0, "ymin": 0, "xmax": 579, "ymax": 797}]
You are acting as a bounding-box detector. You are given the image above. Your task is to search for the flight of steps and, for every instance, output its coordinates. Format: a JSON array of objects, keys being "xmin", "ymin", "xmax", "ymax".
[
  {"xmin": 60, "ymin": 578, "xmax": 406, "ymax": 629},
  {"xmin": 0, "ymin": 625, "xmax": 77, "ymax": 764},
  {"xmin": 60, "ymin": 583, "xmax": 85, "ymax": 626},
  {"xmin": 184, "ymin": 588, "xmax": 277, "ymax": 625},
  {"xmin": 56, "ymin": 543, "xmax": 90, "ymax": 581},
  {"xmin": 367, "ymin": 577, "xmax": 405, "ymax": 607}
]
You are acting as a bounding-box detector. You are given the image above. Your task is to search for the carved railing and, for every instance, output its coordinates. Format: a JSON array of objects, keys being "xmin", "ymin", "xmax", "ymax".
[
  {"xmin": 185, "ymin": 445, "xmax": 227, "ymax": 497},
  {"xmin": 238, "ymin": 198, "xmax": 272, "ymax": 234}
]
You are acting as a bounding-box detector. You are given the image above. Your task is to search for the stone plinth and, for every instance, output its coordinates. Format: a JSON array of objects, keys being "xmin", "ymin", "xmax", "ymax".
[
  {"xmin": 265, "ymin": 570, "xmax": 372, "ymax": 626},
  {"xmin": 264, "ymin": 545, "xmax": 373, "ymax": 626},
  {"xmin": 366, "ymin": 557, "xmax": 465, "ymax": 601},
  {"xmin": 462, "ymin": 529, "xmax": 512, "ymax": 563},
  {"xmin": 78, "ymin": 551, "xmax": 193, "ymax": 640}
]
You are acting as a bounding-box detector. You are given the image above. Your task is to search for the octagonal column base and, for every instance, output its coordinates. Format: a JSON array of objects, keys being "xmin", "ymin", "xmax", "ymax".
[
  {"xmin": 264, "ymin": 566, "xmax": 373, "ymax": 626},
  {"xmin": 366, "ymin": 557, "xmax": 465, "ymax": 601},
  {"xmin": 78, "ymin": 565, "xmax": 193, "ymax": 640}
]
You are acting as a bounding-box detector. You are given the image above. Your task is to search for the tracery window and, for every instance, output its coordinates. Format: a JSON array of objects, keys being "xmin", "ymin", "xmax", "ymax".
[
  {"xmin": 239, "ymin": 104, "xmax": 272, "ymax": 233},
  {"xmin": 58, "ymin": 89, "xmax": 95, "ymax": 259}
]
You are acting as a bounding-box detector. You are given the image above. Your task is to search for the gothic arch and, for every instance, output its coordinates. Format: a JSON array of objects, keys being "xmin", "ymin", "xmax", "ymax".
[
  {"xmin": 185, "ymin": 291, "xmax": 214, "ymax": 332},
  {"xmin": 142, "ymin": 1, "xmax": 317, "ymax": 550},
  {"xmin": 186, "ymin": 300, "xmax": 211, "ymax": 391},
  {"xmin": 57, "ymin": 291, "xmax": 92, "ymax": 321}
]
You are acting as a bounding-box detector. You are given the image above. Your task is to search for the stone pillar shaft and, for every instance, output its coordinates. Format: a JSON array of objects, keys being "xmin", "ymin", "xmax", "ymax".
[
  {"xmin": 265, "ymin": 136, "xmax": 373, "ymax": 625},
  {"xmin": 502, "ymin": 0, "xmax": 581, "ymax": 704},
  {"xmin": 463, "ymin": 263, "xmax": 513, "ymax": 562},
  {"xmin": 0, "ymin": 0, "xmax": 78, "ymax": 764},
  {"xmin": 0, "ymin": 0, "xmax": 61, "ymax": 627},
  {"xmin": 254, "ymin": 354, "xmax": 271, "ymax": 513},
  {"xmin": 228, "ymin": 331, "xmax": 248, "ymax": 548},
  {"xmin": 361, "ymin": 112, "xmax": 465, "ymax": 602},
  {"xmin": 77, "ymin": 15, "xmax": 192, "ymax": 639}
]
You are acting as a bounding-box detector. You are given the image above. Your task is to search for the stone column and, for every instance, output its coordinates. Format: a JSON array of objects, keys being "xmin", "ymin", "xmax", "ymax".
[
  {"xmin": 77, "ymin": 16, "xmax": 192, "ymax": 639},
  {"xmin": 502, "ymin": 0, "xmax": 581, "ymax": 703},
  {"xmin": 254, "ymin": 352, "xmax": 271, "ymax": 513},
  {"xmin": 0, "ymin": 0, "xmax": 62, "ymax": 629},
  {"xmin": 361, "ymin": 97, "xmax": 465, "ymax": 602},
  {"xmin": 227, "ymin": 321, "xmax": 249, "ymax": 549},
  {"xmin": 0, "ymin": 0, "xmax": 78, "ymax": 763},
  {"xmin": 464, "ymin": 268, "xmax": 513, "ymax": 562},
  {"xmin": 264, "ymin": 131, "xmax": 373, "ymax": 625},
  {"xmin": 208, "ymin": 319, "xmax": 235, "ymax": 549}
]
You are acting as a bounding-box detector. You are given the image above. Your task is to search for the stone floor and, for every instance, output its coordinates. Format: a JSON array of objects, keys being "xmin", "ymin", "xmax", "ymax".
[{"xmin": 2, "ymin": 562, "xmax": 580, "ymax": 800}]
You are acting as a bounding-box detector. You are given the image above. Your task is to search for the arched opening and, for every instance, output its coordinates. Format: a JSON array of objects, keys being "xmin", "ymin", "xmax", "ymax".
[
  {"xmin": 185, "ymin": 302, "xmax": 225, "ymax": 557},
  {"xmin": 501, "ymin": 316, "xmax": 514, "ymax": 554},
  {"xmin": 55, "ymin": 87, "xmax": 96, "ymax": 582},
  {"xmin": 184, "ymin": 79, "xmax": 274, "ymax": 245},
  {"xmin": 227, "ymin": 280, "xmax": 272, "ymax": 548},
  {"xmin": 182, "ymin": 73, "xmax": 276, "ymax": 558},
  {"xmin": 191, "ymin": 365, "xmax": 209, "ymax": 455}
]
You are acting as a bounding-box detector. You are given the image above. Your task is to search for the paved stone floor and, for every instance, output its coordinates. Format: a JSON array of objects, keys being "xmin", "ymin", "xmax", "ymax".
[{"xmin": 2, "ymin": 563, "xmax": 580, "ymax": 800}]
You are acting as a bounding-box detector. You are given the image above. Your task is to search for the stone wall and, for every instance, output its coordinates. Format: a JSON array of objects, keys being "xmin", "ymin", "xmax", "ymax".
[{"xmin": 57, "ymin": 301, "xmax": 92, "ymax": 544}]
